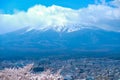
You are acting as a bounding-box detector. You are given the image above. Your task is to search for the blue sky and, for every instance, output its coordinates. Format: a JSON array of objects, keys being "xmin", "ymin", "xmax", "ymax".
[{"xmin": 0, "ymin": 0, "xmax": 112, "ymax": 14}]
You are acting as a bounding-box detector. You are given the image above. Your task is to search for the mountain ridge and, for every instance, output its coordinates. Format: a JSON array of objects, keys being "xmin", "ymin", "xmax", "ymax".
[
  {"xmin": 0, "ymin": 26, "xmax": 120, "ymax": 59},
  {"xmin": 1, "ymin": 26, "xmax": 120, "ymax": 50}
]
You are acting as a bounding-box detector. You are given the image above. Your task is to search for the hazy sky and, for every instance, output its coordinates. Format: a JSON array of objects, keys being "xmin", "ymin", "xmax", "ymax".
[{"xmin": 0, "ymin": 0, "xmax": 120, "ymax": 34}]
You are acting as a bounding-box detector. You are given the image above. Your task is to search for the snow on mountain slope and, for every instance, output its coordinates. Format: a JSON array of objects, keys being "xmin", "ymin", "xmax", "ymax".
[
  {"xmin": 25, "ymin": 24, "xmax": 100, "ymax": 33},
  {"xmin": 25, "ymin": 24, "xmax": 81, "ymax": 33}
]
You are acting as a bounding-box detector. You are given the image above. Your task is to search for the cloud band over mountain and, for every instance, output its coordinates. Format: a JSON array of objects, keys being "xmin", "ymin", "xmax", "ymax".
[{"xmin": 0, "ymin": 0, "xmax": 120, "ymax": 34}]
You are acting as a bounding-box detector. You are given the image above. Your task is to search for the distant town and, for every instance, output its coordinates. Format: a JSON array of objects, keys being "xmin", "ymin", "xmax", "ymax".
[{"xmin": 0, "ymin": 55, "xmax": 120, "ymax": 80}]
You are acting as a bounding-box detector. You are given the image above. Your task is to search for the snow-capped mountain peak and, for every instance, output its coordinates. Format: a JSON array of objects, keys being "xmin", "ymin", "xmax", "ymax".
[{"xmin": 25, "ymin": 24, "xmax": 91, "ymax": 33}]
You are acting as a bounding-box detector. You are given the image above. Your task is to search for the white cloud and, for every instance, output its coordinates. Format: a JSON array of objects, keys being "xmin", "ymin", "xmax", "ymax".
[
  {"xmin": 109, "ymin": 0, "xmax": 120, "ymax": 8},
  {"xmin": 78, "ymin": 4, "xmax": 120, "ymax": 31},
  {"xmin": 0, "ymin": 0, "xmax": 120, "ymax": 34}
]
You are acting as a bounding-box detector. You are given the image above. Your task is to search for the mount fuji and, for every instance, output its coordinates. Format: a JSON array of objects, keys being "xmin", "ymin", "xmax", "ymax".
[{"xmin": 0, "ymin": 25, "xmax": 120, "ymax": 58}]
